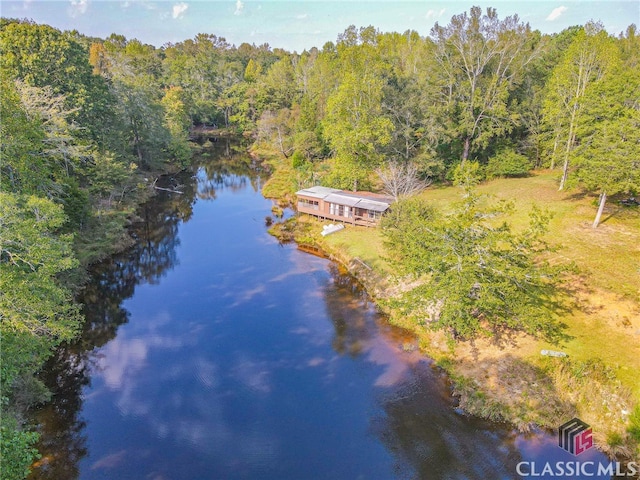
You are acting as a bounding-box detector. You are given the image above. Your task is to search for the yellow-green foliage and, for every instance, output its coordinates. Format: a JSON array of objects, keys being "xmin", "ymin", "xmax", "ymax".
[{"xmin": 300, "ymin": 171, "xmax": 639, "ymax": 459}]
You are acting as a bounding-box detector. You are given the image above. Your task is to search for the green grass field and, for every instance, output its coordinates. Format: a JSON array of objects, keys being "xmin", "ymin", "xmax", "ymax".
[{"xmin": 321, "ymin": 170, "xmax": 640, "ymax": 397}]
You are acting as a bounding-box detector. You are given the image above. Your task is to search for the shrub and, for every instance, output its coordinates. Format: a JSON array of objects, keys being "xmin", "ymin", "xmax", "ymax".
[
  {"xmin": 486, "ymin": 149, "xmax": 532, "ymax": 178},
  {"xmin": 451, "ymin": 160, "xmax": 483, "ymax": 186},
  {"xmin": 0, "ymin": 420, "xmax": 40, "ymax": 480},
  {"xmin": 291, "ymin": 151, "xmax": 308, "ymax": 170}
]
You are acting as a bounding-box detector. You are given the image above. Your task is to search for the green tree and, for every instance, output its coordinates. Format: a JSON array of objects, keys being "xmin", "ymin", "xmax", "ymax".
[
  {"xmin": 0, "ymin": 20, "xmax": 114, "ymax": 143},
  {"xmin": 0, "ymin": 420, "xmax": 40, "ymax": 480},
  {"xmin": 14, "ymin": 81, "xmax": 89, "ymax": 180},
  {"xmin": 377, "ymin": 34, "xmax": 440, "ymax": 165},
  {"xmin": 485, "ymin": 148, "xmax": 532, "ymax": 178},
  {"xmin": 161, "ymin": 86, "xmax": 192, "ymax": 164},
  {"xmin": 244, "ymin": 58, "xmax": 263, "ymax": 82},
  {"xmin": 0, "ymin": 193, "xmax": 82, "ymax": 480},
  {"xmin": 259, "ymin": 55, "xmax": 297, "ymax": 111},
  {"xmin": 0, "ymin": 75, "xmax": 47, "ymax": 195},
  {"xmin": 163, "ymin": 33, "xmax": 238, "ymax": 125},
  {"xmin": 0, "ymin": 193, "xmax": 81, "ymax": 339},
  {"xmin": 0, "ymin": 21, "xmax": 90, "ymax": 103},
  {"xmin": 513, "ymin": 27, "xmax": 580, "ymax": 168},
  {"xmin": 573, "ymin": 62, "xmax": 640, "ymax": 227},
  {"xmin": 381, "ymin": 177, "xmax": 563, "ymax": 342},
  {"xmin": 111, "ymin": 79, "xmax": 170, "ymax": 169},
  {"xmin": 86, "ymin": 151, "xmax": 137, "ymax": 207},
  {"xmin": 323, "ymin": 70, "xmax": 393, "ymax": 189},
  {"xmin": 221, "ymin": 82, "xmax": 259, "ymax": 132},
  {"xmin": 430, "ymin": 6, "xmax": 541, "ymax": 163},
  {"xmin": 541, "ymin": 23, "xmax": 616, "ymax": 190}
]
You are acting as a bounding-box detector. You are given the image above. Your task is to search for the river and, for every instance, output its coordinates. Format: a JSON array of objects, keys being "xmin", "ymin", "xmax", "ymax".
[{"xmin": 28, "ymin": 140, "xmax": 620, "ymax": 480}]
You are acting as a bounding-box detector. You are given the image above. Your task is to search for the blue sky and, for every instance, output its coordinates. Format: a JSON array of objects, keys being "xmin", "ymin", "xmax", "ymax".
[{"xmin": 1, "ymin": 1, "xmax": 638, "ymax": 52}]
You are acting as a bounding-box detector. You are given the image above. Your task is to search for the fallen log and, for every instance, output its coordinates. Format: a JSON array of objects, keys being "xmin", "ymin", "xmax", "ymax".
[{"xmin": 153, "ymin": 185, "xmax": 183, "ymax": 194}]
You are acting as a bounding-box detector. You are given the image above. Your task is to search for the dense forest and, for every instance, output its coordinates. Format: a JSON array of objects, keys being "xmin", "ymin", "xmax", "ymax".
[{"xmin": 1, "ymin": 7, "xmax": 639, "ymax": 478}]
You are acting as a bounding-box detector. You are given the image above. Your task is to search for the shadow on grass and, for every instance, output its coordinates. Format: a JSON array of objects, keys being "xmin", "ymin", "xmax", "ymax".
[
  {"xmin": 563, "ymin": 189, "xmax": 591, "ymax": 201},
  {"xmin": 484, "ymin": 282, "xmax": 576, "ymax": 350},
  {"xmin": 601, "ymin": 202, "xmax": 640, "ymax": 225},
  {"xmin": 453, "ymin": 353, "xmax": 577, "ymax": 431}
]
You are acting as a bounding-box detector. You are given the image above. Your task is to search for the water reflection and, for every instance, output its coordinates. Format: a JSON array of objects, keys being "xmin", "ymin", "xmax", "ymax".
[
  {"xmin": 196, "ymin": 139, "xmax": 264, "ymax": 200},
  {"xmin": 29, "ymin": 139, "xmax": 262, "ymax": 480},
  {"xmin": 323, "ymin": 265, "xmax": 521, "ymax": 479},
  {"xmin": 323, "ymin": 264, "xmax": 376, "ymax": 357},
  {"xmin": 375, "ymin": 370, "xmax": 522, "ymax": 479},
  {"xmin": 28, "ymin": 138, "xmax": 624, "ymax": 480}
]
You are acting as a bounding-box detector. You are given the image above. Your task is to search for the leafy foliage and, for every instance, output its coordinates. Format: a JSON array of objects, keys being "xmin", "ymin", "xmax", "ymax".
[
  {"xmin": 0, "ymin": 193, "xmax": 81, "ymax": 479},
  {"xmin": 541, "ymin": 23, "xmax": 617, "ymax": 189},
  {"xmin": 323, "ymin": 70, "xmax": 393, "ymax": 189},
  {"xmin": 485, "ymin": 148, "xmax": 532, "ymax": 178},
  {"xmin": 1, "ymin": 10, "xmax": 639, "ymax": 477},
  {"xmin": 0, "ymin": 193, "xmax": 81, "ymax": 339},
  {"xmin": 573, "ymin": 60, "xmax": 640, "ymax": 226},
  {"xmin": 430, "ymin": 6, "xmax": 541, "ymax": 162},
  {"xmin": 0, "ymin": 421, "xmax": 40, "ymax": 480},
  {"xmin": 381, "ymin": 188, "xmax": 565, "ymax": 342}
]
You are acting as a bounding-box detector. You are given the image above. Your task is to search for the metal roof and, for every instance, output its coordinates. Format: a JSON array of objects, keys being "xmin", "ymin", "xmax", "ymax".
[
  {"xmin": 296, "ymin": 186, "xmax": 342, "ymax": 199},
  {"xmin": 356, "ymin": 199, "xmax": 390, "ymax": 212},
  {"xmin": 324, "ymin": 193, "xmax": 361, "ymax": 207},
  {"xmin": 296, "ymin": 186, "xmax": 392, "ymax": 212}
]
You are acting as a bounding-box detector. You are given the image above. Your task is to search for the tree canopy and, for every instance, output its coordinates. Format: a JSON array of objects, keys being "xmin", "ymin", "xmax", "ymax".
[
  {"xmin": 1, "ymin": 11, "xmax": 638, "ymax": 478},
  {"xmin": 381, "ymin": 174, "xmax": 565, "ymax": 343}
]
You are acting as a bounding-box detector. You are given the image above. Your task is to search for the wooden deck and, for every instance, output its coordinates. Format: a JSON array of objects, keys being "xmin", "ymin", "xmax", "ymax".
[{"xmin": 297, "ymin": 204, "xmax": 379, "ymax": 227}]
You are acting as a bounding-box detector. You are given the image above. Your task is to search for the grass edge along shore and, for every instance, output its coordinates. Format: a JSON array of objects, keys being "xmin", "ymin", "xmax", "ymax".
[{"xmin": 262, "ymin": 156, "xmax": 640, "ymax": 463}]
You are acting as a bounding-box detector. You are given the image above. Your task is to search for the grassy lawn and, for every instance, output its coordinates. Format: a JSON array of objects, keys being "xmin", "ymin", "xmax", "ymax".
[
  {"xmin": 321, "ymin": 221, "xmax": 391, "ymax": 273},
  {"xmin": 315, "ymin": 171, "xmax": 640, "ymax": 400},
  {"xmin": 423, "ymin": 171, "xmax": 640, "ymax": 298}
]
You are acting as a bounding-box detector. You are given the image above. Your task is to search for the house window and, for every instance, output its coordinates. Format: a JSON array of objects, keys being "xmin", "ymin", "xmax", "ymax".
[
  {"xmin": 367, "ymin": 210, "xmax": 381, "ymax": 220},
  {"xmin": 298, "ymin": 199, "xmax": 319, "ymax": 210},
  {"xmin": 330, "ymin": 203, "xmax": 344, "ymax": 216}
]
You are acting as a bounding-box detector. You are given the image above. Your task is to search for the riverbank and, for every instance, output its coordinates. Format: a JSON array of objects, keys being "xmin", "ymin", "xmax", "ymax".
[
  {"xmin": 267, "ymin": 173, "xmax": 640, "ymax": 464},
  {"xmin": 27, "ymin": 154, "xmax": 559, "ymax": 480}
]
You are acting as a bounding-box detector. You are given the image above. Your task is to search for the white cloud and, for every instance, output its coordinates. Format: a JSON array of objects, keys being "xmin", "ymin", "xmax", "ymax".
[
  {"xmin": 69, "ymin": 0, "xmax": 88, "ymax": 17},
  {"xmin": 425, "ymin": 8, "xmax": 446, "ymax": 20},
  {"xmin": 121, "ymin": 0, "xmax": 156, "ymax": 10},
  {"xmin": 546, "ymin": 6, "xmax": 568, "ymax": 21},
  {"xmin": 172, "ymin": 2, "xmax": 188, "ymax": 19},
  {"xmin": 296, "ymin": 13, "xmax": 309, "ymax": 20},
  {"xmin": 234, "ymin": 0, "xmax": 244, "ymax": 16}
]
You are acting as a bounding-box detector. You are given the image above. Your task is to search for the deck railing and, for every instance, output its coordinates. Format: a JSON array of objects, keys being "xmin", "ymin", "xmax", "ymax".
[{"xmin": 297, "ymin": 202, "xmax": 319, "ymax": 211}]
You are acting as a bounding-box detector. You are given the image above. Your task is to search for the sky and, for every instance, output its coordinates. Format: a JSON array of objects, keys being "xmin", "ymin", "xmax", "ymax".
[{"xmin": 1, "ymin": 0, "xmax": 638, "ymax": 52}]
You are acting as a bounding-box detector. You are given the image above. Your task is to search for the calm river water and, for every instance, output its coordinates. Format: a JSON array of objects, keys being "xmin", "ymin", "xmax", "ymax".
[{"xmin": 29, "ymin": 141, "xmax": 619, "ymax": 480}]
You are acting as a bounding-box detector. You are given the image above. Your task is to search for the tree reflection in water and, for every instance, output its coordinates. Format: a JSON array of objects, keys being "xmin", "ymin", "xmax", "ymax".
[
  {"xmin": 28, "ymin": 139, "xmax": 262, "ymax": 480},
  {"xmin": 197, "ymin": 138, "xmax": 264, "ymax": 200},
  {"xmin": 323, "ymin": 263, "xmax": 376, "ymax": 357},
  {"xmin": 27, "ymin": 138, "xmax": 576, "ymax": 480},
  {"xmin": 323, "ymin": 263, "xmax": 527, "ymax": 479},
  {"xmin": 373, "ymin": 372, "xmax": 525, "ymax": 479}
]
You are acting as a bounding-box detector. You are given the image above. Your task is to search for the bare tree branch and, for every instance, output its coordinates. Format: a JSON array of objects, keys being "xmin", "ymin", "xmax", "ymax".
[{"xmin": 376, "ymin": 161, "xmax": 431, "ymax": 201}]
